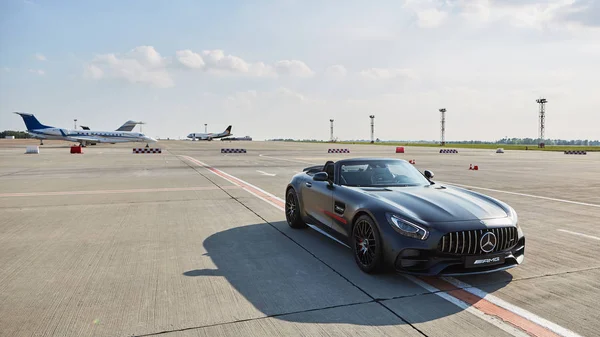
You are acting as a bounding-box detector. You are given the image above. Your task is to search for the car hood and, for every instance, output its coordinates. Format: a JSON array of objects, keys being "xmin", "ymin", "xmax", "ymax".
[{"xmin": 356, "ymin": 185, "xmax": 509, "ymax": 223}]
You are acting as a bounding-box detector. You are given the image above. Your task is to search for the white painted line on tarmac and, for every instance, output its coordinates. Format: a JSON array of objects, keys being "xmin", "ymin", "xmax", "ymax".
[
  {"xmin": 441, "ymin": 181, "xmax": 600, "ymax": 208},
  {"xmin": 557, "ymin": 229, "xmax": 600, "ymax": 241},
  {"xmin": 257, "ymin": 170, "xmax": 276, "ymax": 176},
  {"xmin": 258, "ymin": 154, "xmax": 317, "ymax": 165},
  {"xmin": 180, "ymin": 155, "xmax": 579, "ymax": 337}
]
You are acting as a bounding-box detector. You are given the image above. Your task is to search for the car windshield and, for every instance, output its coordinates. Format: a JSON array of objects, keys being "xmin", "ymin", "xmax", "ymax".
[{"xmin": 339, "ymin": 160, "xmax": 430, "ymax": 187}]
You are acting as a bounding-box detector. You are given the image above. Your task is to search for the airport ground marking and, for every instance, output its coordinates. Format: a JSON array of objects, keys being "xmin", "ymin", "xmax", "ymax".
[
  {"xmin": 258, "ymin": 154, "xmax": 317, "ymax": 165},
  {"xmin": 257, "ymin": 170, "xmax": 277, "ymax": 176},
  {"xmin": 181, "ymin": 155, "xmax": 580, "ymax": 337},
  {"xmin": 405, "ymin": 276, "xmax": 531, "ymax": 337},
  {"xmin": 441, "ymin": 277, "xmax": 583, "ymax": 337},
  {"xmin": 441, "ymin": 182, "xmax": 600, "ymax": 208},
  {"xmin": 557, "ymin": 229, "xmax": 600, "ymax": 241},
  {"xmin": 0, "ymin": 186, "xmax": 238, "ymax": 198}
]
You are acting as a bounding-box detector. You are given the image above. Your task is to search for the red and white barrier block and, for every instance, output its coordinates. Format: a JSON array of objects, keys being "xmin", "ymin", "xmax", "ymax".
[
  {"xmin": 133, "ymin": 148, "xmax": 162, "ymax": 154},
  {"xmin": 221, "ymin": 148, "xmax": 247, "ymax": 154},
  {"xmin": 328, "ymin": 149, "xmax": 350, "ymax": 153}
]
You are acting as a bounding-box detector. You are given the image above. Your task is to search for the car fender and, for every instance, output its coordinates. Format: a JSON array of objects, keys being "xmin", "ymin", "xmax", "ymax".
[{"xmin": 286, "ymin": 177, "xmax": 310, "ymax": 221}]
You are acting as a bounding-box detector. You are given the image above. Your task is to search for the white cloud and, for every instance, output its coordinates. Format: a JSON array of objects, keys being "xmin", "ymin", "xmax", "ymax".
[
  {"xmin": 175, "ymin": 49, "xmax": 316, "ymax": 78},
  {"xmin": 248, "ymin": 62, "xmax": 277, "ymax": 78},
  {"xmin": 404, "ymin": 0, "xmax": 450, "ymax": 28},
  {"xmin": 325, "ymin": 64, "xmax": 348, "ymax": 77},
  {"xmin": 28, "ymin": 69, "xmax": 45, "ymax": 75},
  {"xmin": 175, "ymin": 50, "xmax": 205, "ymax": 69},
  {"xmin": 35, "ymin": 53, "xmax": 46, "ymax": 61},
  {"xmin": 455, "ymin": 0, "xmax": 597, "ymax": 30},
  {"xmin": 202, "ymin": 49, "xmax": 250, "ymax": 73},
  {"xmin": 84, "ymin": 64, "xmax": 103, "ymax": 79},
  {"xmin": 416, "ymin": 8, "xmax": 448, "ymax": 28},
  {"xmin": 359, "ymin": 68, "xmax": 417, "ymax": 80},
  {"xmin": 86, "ymin": 46, "xmax": 173, "ymax": 88},
  {"xmin": 274, "ymin": 60, "xmax": 314, "ymax": 77},
  {"xmin": 127, "ymin": 46, "xmax": 165, "ymax": 67},
  {"xmin": 175, "ymin": 49, "xmax": 277, "ymax": 77},
  {"xmin": 2, "ymin": 67, "xmax": 10, "ymax": 72},
  {"xmin": 275, "ymin": 87, "xmax": 306, "ymax": 100}
]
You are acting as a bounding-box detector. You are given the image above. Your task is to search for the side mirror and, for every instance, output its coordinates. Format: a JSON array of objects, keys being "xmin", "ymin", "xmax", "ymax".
[
  {"xmin": 424, "ymin": 170, "xmax": 434, "ymax": 180},
  {"xmin": 313, "ymin": 172, "xmax": 329, "ymax": 182}
]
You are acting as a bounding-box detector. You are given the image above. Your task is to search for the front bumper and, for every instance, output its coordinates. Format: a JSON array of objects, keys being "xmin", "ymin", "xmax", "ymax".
[{"xmin": 392, "ymin": 236, "xmax": 525, "ymax": 276}]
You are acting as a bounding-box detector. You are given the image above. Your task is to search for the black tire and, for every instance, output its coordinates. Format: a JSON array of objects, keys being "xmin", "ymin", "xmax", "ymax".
[
  {"xmin": 286, "ymin": 189, "xmax": 307, "ymax": 229},
  {"xmin": 352, "ymin": 215, "xmax": 384, "ymax": 274}
]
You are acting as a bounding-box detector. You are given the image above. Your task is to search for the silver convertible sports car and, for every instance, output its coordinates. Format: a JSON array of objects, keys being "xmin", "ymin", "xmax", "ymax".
[{"xmin": 285, "ymin": 158, "xmax": 525, "ymax": 275}]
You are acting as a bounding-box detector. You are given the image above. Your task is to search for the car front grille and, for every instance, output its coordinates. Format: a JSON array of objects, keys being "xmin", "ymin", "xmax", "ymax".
[{"xmin": 438, "ymin": 227, "xmax": 518, "ymax": 255}]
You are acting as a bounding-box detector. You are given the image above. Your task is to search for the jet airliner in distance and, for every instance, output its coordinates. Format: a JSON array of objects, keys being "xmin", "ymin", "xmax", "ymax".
[
  {"xmin": 187, "ymin": 125, "xmax": 232, "ymax": 141},
  {"xmin": 15, "ymin": 112, "xmax": 157, "ymax": 147}
]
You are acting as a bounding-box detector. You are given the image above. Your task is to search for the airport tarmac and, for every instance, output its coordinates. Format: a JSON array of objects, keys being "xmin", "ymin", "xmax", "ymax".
[{"xmin": 0, "ymin": 140, "xmax": 599, "ymax": 337}]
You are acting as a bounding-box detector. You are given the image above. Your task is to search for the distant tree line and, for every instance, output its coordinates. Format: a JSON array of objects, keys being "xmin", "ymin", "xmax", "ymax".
[
  {"xmin": 495, "ymin": 138, "xmax": 600, "ymax": 146},
  {"xmin": 0, "ymin": 131, "xmax": 30, "ymax": 139},
  {"xmin": 268, "ymin": 137, "xmax": 600, "ymax": 146}
]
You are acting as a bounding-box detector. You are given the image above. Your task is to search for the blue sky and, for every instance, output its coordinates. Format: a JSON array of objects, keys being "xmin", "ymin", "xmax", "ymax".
[{"xmin": 1, "ymin": 0, "xmax": 599, "ymax": 140}]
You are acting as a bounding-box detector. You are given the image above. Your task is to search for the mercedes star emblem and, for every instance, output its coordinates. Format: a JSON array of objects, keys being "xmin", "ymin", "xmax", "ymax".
[{"xmin": 480, "ymin": 232, "xmax": 497, "ymax": 253}]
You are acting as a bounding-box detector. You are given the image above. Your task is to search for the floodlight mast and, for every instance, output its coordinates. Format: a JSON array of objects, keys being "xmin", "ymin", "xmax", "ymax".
[
  {"xmin": 369, "ymin": 115, "xmax": 375, "ymax": 144},
  {"xmin": 536, "ymin": 98, "xmax": 547, "ymax": 147},
  {"xmin": 329, "ymin": 119, "xmax": 334, "ymax": 142},
  {"xmin": 439, "ymin": 108, "xmax": 446, "ymax": 146}
]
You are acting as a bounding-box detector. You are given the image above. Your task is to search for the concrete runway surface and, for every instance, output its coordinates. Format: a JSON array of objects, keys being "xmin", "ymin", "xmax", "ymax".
[{"xmin": 0, "ymin": 140, "xmax": 599, "ymax": 337}]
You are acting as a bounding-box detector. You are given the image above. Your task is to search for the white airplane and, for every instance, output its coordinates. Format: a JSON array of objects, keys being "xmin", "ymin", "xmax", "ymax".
[
  {"xmin": 187, "ymin": 125, "xmax": 232, "ymax": 141},
  {"xmin": 15, "ymin": 112, "xmax": 157, "ymax": 147}
]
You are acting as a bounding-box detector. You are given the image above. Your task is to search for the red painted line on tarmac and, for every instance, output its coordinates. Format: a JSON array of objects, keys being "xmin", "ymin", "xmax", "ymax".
[
  {"xmin": 420, "ymin": 277, "xmax": 560, "ymax": 337},
  {"xmin": 182, "ymin": 155, "xmax": 285, "ymax": 209},
  {"xmin": 0, "ymin": 186, "xmax": 238, "ymax": 198}
]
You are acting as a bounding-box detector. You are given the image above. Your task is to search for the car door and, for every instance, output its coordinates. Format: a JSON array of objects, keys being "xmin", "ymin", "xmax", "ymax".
[
  {"xmin": 330, "ymin": 184, "xmax": 353, "ymax": 237},
  {"xmin": 301, "ymin": 165, "xmax": 334, "ymax": 228}
]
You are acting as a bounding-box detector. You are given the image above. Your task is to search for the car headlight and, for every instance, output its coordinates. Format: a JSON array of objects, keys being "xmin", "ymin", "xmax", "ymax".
[{"xmin": 386, "ymin": 214, "xmax": 429, "ymax": 240}]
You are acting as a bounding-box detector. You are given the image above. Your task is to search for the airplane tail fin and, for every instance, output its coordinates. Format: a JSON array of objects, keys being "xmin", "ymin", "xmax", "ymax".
[
  {"xmin": 14, "ymin": 112, "xmax": 53, "ymax": 130},
  {"xmin": 80, "ymin": 126, "xmax": 90, "ymax": 130},
  {"xmin": 224, "ymin": 125, "xmax": 232, "ymax": 135},
  {"xmin": 116, "ymin": 120, "xmax": 138, "ymax": 132}
]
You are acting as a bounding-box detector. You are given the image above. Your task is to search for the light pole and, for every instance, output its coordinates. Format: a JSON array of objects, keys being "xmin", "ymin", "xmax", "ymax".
[
  {"xmin": 329, "ymin": 119, "xmax": 334, "ymax": 142},
  {"xmin": 439, "ymin": 108, "xmax": 446, "ymax": 146},
  {"xmin": 204, "ymin": 124, "xmax": 207, "ymax": 133},
  {"xmin": 74, "ymin": 119, "xmax": 77, "ymax": 130},
  {"xmin": 536, "ymin": 98, "xmax": 547, "ymax": 148},
  {"xmin": 369, "ymin": 115, "xmax": 375, "ymax": 144}
]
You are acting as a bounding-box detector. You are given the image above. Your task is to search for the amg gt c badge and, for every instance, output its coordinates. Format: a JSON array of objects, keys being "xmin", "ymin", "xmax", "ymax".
[{"xmin": 480, "ymin": 232, "xmax": 497, "ymax": 253}]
